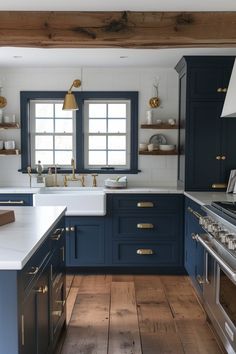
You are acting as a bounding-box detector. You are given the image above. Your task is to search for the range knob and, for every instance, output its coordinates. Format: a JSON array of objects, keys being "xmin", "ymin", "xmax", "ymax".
[
  {"xmin": 225, "ymin": 234, "xmax": 236, "ymax": 244},
  {"xmin": 200, "ymin": 217, "xmax": 212, "ymax": 229},
  {"xmin": 227, "ymin": 238, "xmax": 236, "ymax": 251},
  {"xmin": 218, "ymin": 230, "xmax": 228, "ymax": 243},
  {"xmin": 207, "ymin": 222, "xmax": 218, "ymax": 233}
]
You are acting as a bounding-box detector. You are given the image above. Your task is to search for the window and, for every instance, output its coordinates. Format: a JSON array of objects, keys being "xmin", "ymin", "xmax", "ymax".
[
  {"xmin": 30, "ymin": 100, "xmax": 76, "ymax": 167},
  {"xmin": 84, "ymin": 100, "xmax": 130, "ymax": 169},
  {"xmin": 20, "ymin": 91, "xmax": 138, "ymax": 174}
]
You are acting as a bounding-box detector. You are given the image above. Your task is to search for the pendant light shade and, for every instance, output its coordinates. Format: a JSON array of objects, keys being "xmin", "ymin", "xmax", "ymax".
[
  {"xmin": 62, "ymin": 79, "xmax": 81, "ymax": 111},
  {"xmin": 221, "ymin": 58, "xmax": 236, "ymax": 118}
]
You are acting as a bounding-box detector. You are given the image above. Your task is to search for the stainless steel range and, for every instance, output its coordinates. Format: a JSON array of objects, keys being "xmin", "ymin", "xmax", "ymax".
[{"xmin": 196, "ymin": 201, "xmax": 236, "ymax": 354}]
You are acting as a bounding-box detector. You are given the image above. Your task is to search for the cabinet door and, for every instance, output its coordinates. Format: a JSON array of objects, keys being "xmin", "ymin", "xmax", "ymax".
[
  {"xmin": 221, "ymin": 118, "xmax": 236, "ymax": 185},
  {"xmin": 35, "ymin": 265, "xmax": 51, "ymax": 354},
  {"xmin": 186, "ymin": 101, "xmax": 223, "ymax": 190},
  {"xmin": 66, "ymin": 217, "xmax": 105, "ymax": 266}
]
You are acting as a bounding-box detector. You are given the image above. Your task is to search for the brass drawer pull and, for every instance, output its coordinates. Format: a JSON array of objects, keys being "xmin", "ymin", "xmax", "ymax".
[
  {"xmin": 28, "ymin": 266, "xmax": 39, "ymax": 275},
  {"xmin": 51, "ymin": 228, "xmax": 64, "ymax": 241},
  {"xmin": 137, "ymin": 223, "xmax": 154, "ymax": 229},
  {"xmin": 35, "ymin": 285, "xmax": 48, "ymax": 294},
  {"xmin": 137, "ymin": 202, "xmax": 154, "ymax": 208},
  {"xmin": 0, "ymin": 200, "xmax": 24, "ymax": 204},
  {"xmin": 211, "ymin": 183, "xmax": 227, "ymax": 189},
  {"xmin": 137, "ymin": 249, "xmax": 154, "ymax": 255}
]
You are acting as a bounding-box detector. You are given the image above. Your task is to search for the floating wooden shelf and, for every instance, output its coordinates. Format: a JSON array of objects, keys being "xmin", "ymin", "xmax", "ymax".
[
  {"xmin": 0, "ymin": 123, "xmax": 20, "ymax": 130},
  {"xmin": 139, "ymin": 150, "xmax": 178, "ymax": 156},
  {"xmin": 0, "ymin": 149, "xmax": 20, "ymax": 155},
  {"xmin": 140, "ymin": 124, "xmax": 178, "ymax": 129}
]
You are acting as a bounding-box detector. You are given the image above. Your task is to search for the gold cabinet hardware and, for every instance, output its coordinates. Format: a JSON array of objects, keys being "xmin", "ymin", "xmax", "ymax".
[
  {"xmin": 217, "ymin": 88, "xmax": 222, "ymax": 92},
  {"xmin": 137, "ymin": 202, "xmax": 154, "ymax": 208},
  {"xmin": 21, "ymin": 315, "xmax": 25, "ymax": 346},
  {"xmin": 215, "ymin": 156, "xmax": 221, "ymax": 160},
  {"xmin": 211, "ymin": 183, "xmax": 227, "ymax": 189},
  {"xmin": 28, "ymin": 266, "xmax": 39, "ymax": 275},
  {"xmin": 221, "ymin": 156, "xmax": 226, "ymax": 160},
  {"xmin": 137, "ymin": 223, "xmax": 154, "ymax": 229},
  {"xmin": 56, "ymin": 300, "xmax": 66, "ymax": 306},
  {"xmin": 222, "ymin": 88, "xmax": 227, "ymax": 93},
  {"xmin": 196, "ymin": 275, "xmax": 205, "ymax": 285},
  {"xmin": 136, "ymin": 248, "xmax": 154, "ymax": 255},
  {"xmin": 52, "ymin": 310, "xmax": 62, "ymax": 317},
  {"xmin": 0, "ymin": 200, "xmax": 24, "ymax": 204},
  {"xmin": 66, "ymin": 226, "xmax": 75, "ymax": 232},
  {"xmin": 35, "ymin": 285, "xmax": 48, "ymax": 294},
  {"xmin": 51, "ymin": 228, "xmax": 64, "ymax": 241}
]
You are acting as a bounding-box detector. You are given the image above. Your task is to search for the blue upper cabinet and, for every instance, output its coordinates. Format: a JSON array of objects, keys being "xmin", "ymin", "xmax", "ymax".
[{"xmin": 176, "ymin": 56, "xmax": 236, "ymax": 191}]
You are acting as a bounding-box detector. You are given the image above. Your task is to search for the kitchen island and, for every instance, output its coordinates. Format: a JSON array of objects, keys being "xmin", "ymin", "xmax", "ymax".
[{"xmin": 0, "ymin": 206, "xmax": 66, "ymax": 354}]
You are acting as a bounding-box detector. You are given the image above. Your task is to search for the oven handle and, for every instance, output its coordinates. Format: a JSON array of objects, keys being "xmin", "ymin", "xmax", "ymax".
[{"xmin": 197, "ymin": 234, "xmax": 236, "ymax": 284}]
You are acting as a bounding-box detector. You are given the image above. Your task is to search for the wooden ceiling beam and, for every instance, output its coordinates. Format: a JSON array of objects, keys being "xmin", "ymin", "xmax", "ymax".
[{"xmin": 0, "ymin": 11, "xmax": 236, "ymax": 48}]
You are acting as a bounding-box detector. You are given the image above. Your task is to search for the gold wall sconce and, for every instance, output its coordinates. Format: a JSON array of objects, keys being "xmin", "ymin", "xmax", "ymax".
[{"xmin": 63, "ymin": 79, "xmax": 81, "ymax": 110}]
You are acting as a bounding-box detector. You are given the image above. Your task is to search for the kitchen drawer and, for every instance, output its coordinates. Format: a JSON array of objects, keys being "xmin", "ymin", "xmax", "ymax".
[
  {"xmin": 113, "ymin": 241, "xmax": 180, "ymax": 265},
  {"xmin": 21, "ymin": 237, "xmax": 51, "ymax": 293},
  {"xmin": 0, "ymin": 193, "xmax": 33, "ymax": 206},
  {"xmin": 113, "ymin": 213, "xmax": 180, "ymax": 240},
  {"xmin": 111, "ymin": 194, "xmax": 182, "ymax": 212}
]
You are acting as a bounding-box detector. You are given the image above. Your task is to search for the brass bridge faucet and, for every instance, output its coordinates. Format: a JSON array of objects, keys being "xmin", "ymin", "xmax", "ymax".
[{"xmin": 64, "ymin": 158, "xmax": 86, "ymax": 187}]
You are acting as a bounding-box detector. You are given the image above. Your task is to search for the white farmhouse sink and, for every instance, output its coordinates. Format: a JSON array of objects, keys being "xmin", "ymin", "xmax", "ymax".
[{"xmin": 33, "ymin": 187, "xmax": 106, "ymax": 216}]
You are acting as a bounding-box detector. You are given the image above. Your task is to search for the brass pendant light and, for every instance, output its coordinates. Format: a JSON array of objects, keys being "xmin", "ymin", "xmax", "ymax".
[{"xmin": 63, "ymin": 79, "xmax": 81, "ymax": 110}]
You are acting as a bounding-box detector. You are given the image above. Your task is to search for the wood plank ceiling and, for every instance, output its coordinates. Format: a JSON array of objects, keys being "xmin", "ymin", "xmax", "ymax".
[{"xmin": 0, "ymin": 11, "xmax": 236, "ymax": 48}]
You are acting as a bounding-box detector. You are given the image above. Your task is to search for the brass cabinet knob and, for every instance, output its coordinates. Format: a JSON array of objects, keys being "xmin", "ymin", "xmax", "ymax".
[
  {"xmin": 221, "ymin": 156, "xmax": 226, "ymax": 160},
  {"xmin": 35, "ymin": 285, "xmax": 48, "ymax": 294},
  {"xmin": 215, "ymin": 156, "xmax": 221, "ymax": 160},
  {"xmin": 28, "ymin": 266, "xmax": 39, "ymax": 275},
  {"xmin": 66, "ymin": 226, "xmax": 75, "ymax": 232},
  {"xmin": 137, "ymin": 223, "xmax": 154, "ymax": 229},
  {"xmin": 137, "ymin": 202, "xmax": 154, "ymax": 208},
  {"xmin": 222, "ymin": 88, "xmax": 227, "ymax": 93},
  {"xmin": 217, "ymin": 88, "xmax": 223, "ymax": 92},
  {"xmin": 136, "ymin": 249, "xmax": 154, "ymax": 255}
]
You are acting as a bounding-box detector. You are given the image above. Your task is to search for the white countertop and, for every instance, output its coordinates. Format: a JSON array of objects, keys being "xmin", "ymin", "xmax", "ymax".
[
  {"xmin": 184, "ymin": 191, "xmax": 236, "ymax": 206},
  {"xmin": 104, "ymin": 186, "xmax": 183, "ymax": 194},
  {"xmin": 0, "ymin": 187, "xmax": 40, "ymax": 194},
  {"xmin": 0, "ymin": 206, "xmax": 66, "ymax": 270}
]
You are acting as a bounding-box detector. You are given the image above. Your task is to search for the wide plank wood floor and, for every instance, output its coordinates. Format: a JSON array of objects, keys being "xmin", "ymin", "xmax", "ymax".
[{"xmin": 59, "ymin": 275, "xmax": 225, "ymax": 354}]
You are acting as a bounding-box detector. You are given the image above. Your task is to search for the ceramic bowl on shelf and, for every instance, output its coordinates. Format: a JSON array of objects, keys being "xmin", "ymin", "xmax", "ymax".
[
  {"xmin": 159, "ymin": 144, "xmax": 176, "ymax": 151},
  {"xmin": 139, "ymin": 143, "xmax": 148, "ymax": 151}
]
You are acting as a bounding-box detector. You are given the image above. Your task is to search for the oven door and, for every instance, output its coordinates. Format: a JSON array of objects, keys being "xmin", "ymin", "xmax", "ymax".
[{"xmin": 215, "ymin": 264, "xmax": 236, "ymax": 354}]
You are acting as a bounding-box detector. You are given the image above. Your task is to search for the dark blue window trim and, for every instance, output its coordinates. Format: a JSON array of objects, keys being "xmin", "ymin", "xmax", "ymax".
[{"xmin": 20, "ymin": 91, "xmax": 139, "ymax": 174}]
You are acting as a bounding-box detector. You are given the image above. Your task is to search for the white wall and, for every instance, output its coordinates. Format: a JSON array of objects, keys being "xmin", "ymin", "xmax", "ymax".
[{"xmin": 0, "ymin": 66, "xmax": 179, "ymax": 187}]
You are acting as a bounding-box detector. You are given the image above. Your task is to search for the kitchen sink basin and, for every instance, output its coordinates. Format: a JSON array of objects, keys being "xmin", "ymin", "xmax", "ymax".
[{"xmin": 33, "ymin": 187, "xmax": 106, "ymax": 215}]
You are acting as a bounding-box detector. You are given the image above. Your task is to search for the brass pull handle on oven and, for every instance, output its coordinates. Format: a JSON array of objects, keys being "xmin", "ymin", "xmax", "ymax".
[
  {"xmin": 35, "ymin": 285, "xmax": 48, "ymax": 294},
  {"xmin": 137, "ymin": 249, "xmax": 154, "ymax": 255},
  {"xmin": 211, "ymin": 183, "xmax": 227, "ymax": 189},
  {"xmin": 0, "ymin": 200, "xmax": 24, "ymax": 205},
  {"xmin": 28, "ymin": 266, "xmax": 39, "ymax": 275},
  {"xmin": 137, "ymin": 223, "xmax": 154, "ymax": 229},
  {"xmin": 137, "ymin": 202, "xmax": 154, "ymax": 208}
]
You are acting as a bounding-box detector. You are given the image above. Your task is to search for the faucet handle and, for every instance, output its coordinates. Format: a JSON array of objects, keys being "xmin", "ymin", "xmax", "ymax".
[{"xmin": 91, "ymin": 174, "xmax": 98, "ymax": 187}]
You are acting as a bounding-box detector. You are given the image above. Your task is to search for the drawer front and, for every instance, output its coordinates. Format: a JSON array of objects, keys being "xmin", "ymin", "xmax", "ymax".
[
  {"xmin": 113, "ymin": 213, "xmax": 180, "ymax": 240},
  {"xmin": 113, "ymin": 241, "xmax": 180, "ymax": 265},
  {"xmin": 112, "ymin": 194, "xmax": 182, "ymax": 212},
  {"xmin": 0, "ymin": 193, "xmax": 33, "ymax": 206}
]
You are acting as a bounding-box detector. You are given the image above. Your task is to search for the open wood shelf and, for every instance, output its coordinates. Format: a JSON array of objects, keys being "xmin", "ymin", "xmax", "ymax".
[
  {"xmin": 139, "ymin": 150, "xmax": 178, "ymax": 156},
  {"xmin": 0, "ymin": 123, "xmax": 20, "ymax": 129},
  {"xmin": 0, "ymin": 149, "xmax": 20, "ymax": 155},
  {"xmin": 140, "ymin": 123, "xmax": 178, "ymax": 129}
]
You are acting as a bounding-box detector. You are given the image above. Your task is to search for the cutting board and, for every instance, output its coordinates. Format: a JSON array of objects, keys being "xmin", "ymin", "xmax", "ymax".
[{"xmin": 0, "ymin": 210, "xmax": 15, "ymax": 226}]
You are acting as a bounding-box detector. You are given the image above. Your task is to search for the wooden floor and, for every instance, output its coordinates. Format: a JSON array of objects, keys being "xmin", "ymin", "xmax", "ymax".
[{"xmin": 59, "ymin": 275, "xmax": 225, "ymax": 354}]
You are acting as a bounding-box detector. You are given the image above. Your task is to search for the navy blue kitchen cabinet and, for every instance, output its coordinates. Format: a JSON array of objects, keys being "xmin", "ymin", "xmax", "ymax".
[
  {"xmin": 110, "ymin": 194, "xmax": 184, "ymax": 272},
  {"xmin": 66, "ymin": 216, "xmax": 106, "ymax": 267},
  {"xmin": 0, "ymin": 193, "xmax": 33, "ymax": 206},
  {"xmin": 66, "ymin": 194, "xmax": 184, "ymax": 273},
  {"xmin": 0, "ymin": 218, "xmax": 65, "ymax": 354},
  {"xmin": 185, "ymin": 197, "xmax": 205, "ymax": 294},
  {"xmin": 176, "ymin": 56, "xmax": 236, "ymax": 191}
]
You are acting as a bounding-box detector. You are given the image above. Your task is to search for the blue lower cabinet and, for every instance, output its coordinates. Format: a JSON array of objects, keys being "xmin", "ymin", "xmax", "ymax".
[
  {"xmin": 66, "ymin": 217, "xmax": 105, "ymax": 266},
  {"xmin": 185, "ymin": 197, "xmax": 205, "ymax": 294},
  {"xmin": 0, "ymin": 193, "xmax": 33, "ymax": 206},
  {"xmin": 113, "ymin": 241, "xmax": 180, "ymax": 266}
]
